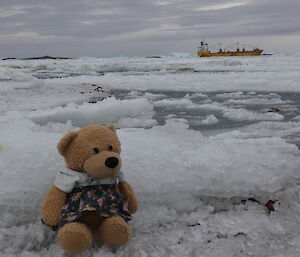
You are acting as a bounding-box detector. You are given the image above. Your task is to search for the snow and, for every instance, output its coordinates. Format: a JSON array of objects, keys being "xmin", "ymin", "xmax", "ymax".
[
  {"xmin": 27, "ymin": 97, "xmax": 155, "ymax": 127},
  {"xmin": 154, "ymin": 98, "xmax": 197, "ymax": 108},
  {"xmin": 222, "ymin": 108, "xmax": 284, "ymax": 121},
  {"xmin": 200, "ymin": 114, "xmax": 219, "ymax": 124},
  {"xmin": 225, "ymin": 97, "xmax": 286, "ymax": 105},
  {"xmin": 121, "ymin": 120, "xmax": 300, "ymax": 199},
  {"xmin": 1, "ymin": 54, "xmax": 300, "ymax": 256}
]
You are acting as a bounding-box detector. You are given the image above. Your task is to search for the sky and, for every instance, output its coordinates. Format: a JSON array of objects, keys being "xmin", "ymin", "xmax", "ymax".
[{"xmin": 0, "ymin": 0, "xmax": 300, "ymax": 58}]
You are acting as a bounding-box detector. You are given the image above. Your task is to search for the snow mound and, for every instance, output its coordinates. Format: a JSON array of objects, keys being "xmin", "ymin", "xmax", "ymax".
[
  {"xmin": 0, "ymin": 119, "xmax": 62, "ymax": 228},
  {"xmin": 215, "ymin": 92, "xmax": 245, "ymax": 99},
  {"xmin": 121, "ymin": 120, "xmax": 300, "ymax": 208},
  {"xmin": 223, "ymin": 108, "xmax": 284, "ymax": 121},
  {"xmin": 28, "ymin": 97, "xmax": 155, "ymax": 127},
  {"xmin": 200, "ymin": 114, "xmax": 219, "ymax": 124},
  {"xmin": 225, "ymin": 97, "xmax": 285, "ymax": 105},
  {"xmin": 196, "ymin": 102, "xmax": 285, "ymax": 121},
  {"xmin": 154, "ymin": 98, "xmax": 197, "ymax": 108},
  {"xmin": 9, "ymin": 70, "xmax": 36, "ymax": 82}
]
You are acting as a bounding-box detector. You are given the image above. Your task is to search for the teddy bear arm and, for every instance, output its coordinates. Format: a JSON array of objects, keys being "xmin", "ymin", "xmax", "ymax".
[
  {"xmin": 119, "ymin": 181, "xmax": 138, "ymax": 214},
  {"xmin": 41, "ymin": 186, "xmax": 67, "ymax": 226}
]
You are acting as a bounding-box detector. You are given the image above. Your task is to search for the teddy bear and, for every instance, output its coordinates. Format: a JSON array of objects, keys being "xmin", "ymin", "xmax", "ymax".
[{"xmin": 41, "ymin": 123, "xmax": 138, "ymax": 254}]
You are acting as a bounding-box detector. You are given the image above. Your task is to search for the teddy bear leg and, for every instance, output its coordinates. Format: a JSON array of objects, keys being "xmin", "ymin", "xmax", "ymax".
[
  {"xmin": 57, "ymin": 222, "xmax": 93, "ymax": 254},
  {"xmin": 98, "ymin": 216, "xmax": 131, "ymax": 246}
]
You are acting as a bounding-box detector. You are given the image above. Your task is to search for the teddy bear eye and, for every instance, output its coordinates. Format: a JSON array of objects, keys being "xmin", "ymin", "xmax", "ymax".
[
  {"xmin": 107, "ymin": 145, "xmax": 113, "ymax": 151},
  {"xmin": 93, "ymin": 148, "xmax": 99, "ymax": 153}
]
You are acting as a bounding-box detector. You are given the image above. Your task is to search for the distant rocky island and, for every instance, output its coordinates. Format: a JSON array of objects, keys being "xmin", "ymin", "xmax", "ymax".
[{"xmin": 2, "ymin": 56, "xmax": 71, "ymax": 60}]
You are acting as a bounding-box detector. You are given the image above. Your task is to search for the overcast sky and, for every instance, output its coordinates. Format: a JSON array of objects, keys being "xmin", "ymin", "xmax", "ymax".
[{"xmin": 0, "ymin": 0, "xmax": 299, "ymax": 57}]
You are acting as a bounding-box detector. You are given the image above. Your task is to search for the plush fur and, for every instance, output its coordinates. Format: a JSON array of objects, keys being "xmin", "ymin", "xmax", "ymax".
[{"xmin": 41, "ymin": 123, "xmax": 138, "ymax": 254}]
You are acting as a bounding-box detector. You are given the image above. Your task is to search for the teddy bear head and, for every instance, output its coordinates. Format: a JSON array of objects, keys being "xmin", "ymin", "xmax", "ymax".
[{"xmin": 57, "ymin": 123, "xmax": 121, "ymax": 179}]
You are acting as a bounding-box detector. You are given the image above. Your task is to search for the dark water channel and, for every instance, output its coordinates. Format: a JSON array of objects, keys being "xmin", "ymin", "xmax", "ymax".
[
  {"xmin": 113, "ymin": 89, "xmax": 300, "ymax": 147},
  {"xmin": 114, "ymin": 90, "xmax": 300, "ymax": 128}
]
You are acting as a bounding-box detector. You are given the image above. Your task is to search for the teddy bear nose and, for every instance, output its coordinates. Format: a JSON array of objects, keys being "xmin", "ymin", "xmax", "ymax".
[{"xmin": 105, "ymin": 157, "xmax": 119, "ymax": 168}]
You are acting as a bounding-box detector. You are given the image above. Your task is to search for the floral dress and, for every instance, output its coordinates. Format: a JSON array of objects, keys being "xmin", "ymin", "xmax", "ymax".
[{"xmin": 59, "ymin": 184, "xmax": 131, "ymax": 228}]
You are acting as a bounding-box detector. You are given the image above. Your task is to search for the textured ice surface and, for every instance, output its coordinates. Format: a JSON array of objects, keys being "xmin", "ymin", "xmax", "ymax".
[
  {"xmin": 27, "ymin": 97, "xmax": 155, "ymax": 127},
  {"xmin": 154, "ymin": 98, "xmax": 197, "ymax": 108},
  {"xmin": 222, "ymin": 107, "xmax": 284, "ymax": 121},
  {"xmin": 122, "ymin": 120, "xmax": 300, "ymax": 200},
  {"xmin": 1, "ymin": 54, "xmax": 300, "ymax": 257},
  {"xmin": 200, "ymin": 114, "xmax": 219, "ymax": 124},
  {"xmin": 1, "ymin": 54, "xmax": 299, "ymax": 93},
  {"xmin": 1, "ymin": 119, "xmax": 300, "ymax": 256}
]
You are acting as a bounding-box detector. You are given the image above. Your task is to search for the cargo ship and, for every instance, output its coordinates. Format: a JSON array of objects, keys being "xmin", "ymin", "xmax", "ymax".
[{"xmin": 197, "ymin": 41, "xmax": 263, "ymax": 57}]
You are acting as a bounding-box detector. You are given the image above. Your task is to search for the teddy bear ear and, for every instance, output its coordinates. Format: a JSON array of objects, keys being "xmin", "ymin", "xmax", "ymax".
[
  {"xmin": 57, "ymin": 131, "xmax": 77, "ymax": 157},
  {"xmin": 106, "ymin": 123, "xmax": 116, "ymax": 133}
]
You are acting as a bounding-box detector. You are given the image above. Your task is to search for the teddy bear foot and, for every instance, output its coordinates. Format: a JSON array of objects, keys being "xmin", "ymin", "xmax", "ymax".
[
  {"xmin": 57, "ymin": 222, "xmax": 92, "ymax": 254},
  {"xmin": 98, "ymin": 216, "xmax": 131, "ymax": 246}
]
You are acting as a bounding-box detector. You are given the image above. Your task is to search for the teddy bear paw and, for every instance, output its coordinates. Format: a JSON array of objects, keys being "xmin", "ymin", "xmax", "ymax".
[
  {"xmin": 98, "ymin": 216, "xmax": 131, "ymax": 246},
  {"xmin": 57, "ymin": 222, "xmax": 92, "ymax": 254}
]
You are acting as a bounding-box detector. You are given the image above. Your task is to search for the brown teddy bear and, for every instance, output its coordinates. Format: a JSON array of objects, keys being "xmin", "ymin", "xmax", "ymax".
[{"xmin": 41, "ymin": 123, "xmax": 138, "ymax": 254}]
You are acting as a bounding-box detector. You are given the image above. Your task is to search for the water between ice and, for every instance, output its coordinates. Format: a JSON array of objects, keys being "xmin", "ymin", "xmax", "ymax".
[{"xmin": 112, "ymin": 90, "xmax": 300, "ymax": 146}]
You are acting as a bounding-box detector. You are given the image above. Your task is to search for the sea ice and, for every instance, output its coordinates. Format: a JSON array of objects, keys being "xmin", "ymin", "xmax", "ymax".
[
  {"xmin": 222, "ymin": 108, "xmax": 284, "ymax": 121},
  {"xmin": 1, "ymin": 54, "xmax": 300, "ymax": 257},
  {"xmin": 27, "ymin": 97, "xmax": 154, "ymax": 127},
  {"xmin": 200, "ymin": 114, "xmax": 219, "ymax": 124},
  {"xmin": 154, "ymin": 98, "xmax": 197, "ymax": 109}
]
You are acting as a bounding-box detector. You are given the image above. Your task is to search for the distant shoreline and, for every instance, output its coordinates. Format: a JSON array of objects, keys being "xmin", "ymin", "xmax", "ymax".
[{"xmin": 2, "ymin": 56, "xmax": 71, "ymax": 61}]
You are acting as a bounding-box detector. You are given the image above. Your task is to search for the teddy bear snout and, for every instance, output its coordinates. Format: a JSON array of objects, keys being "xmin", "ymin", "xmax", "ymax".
[{"xmin": 105, "ymin": 157, "xmax": 119, "ymax": 168}]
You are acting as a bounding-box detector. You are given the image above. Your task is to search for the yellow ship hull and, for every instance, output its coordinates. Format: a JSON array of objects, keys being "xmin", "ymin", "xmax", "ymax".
[{"xmin": 197, "ymin": 49, "xmax": 263, "ymax": 57}]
